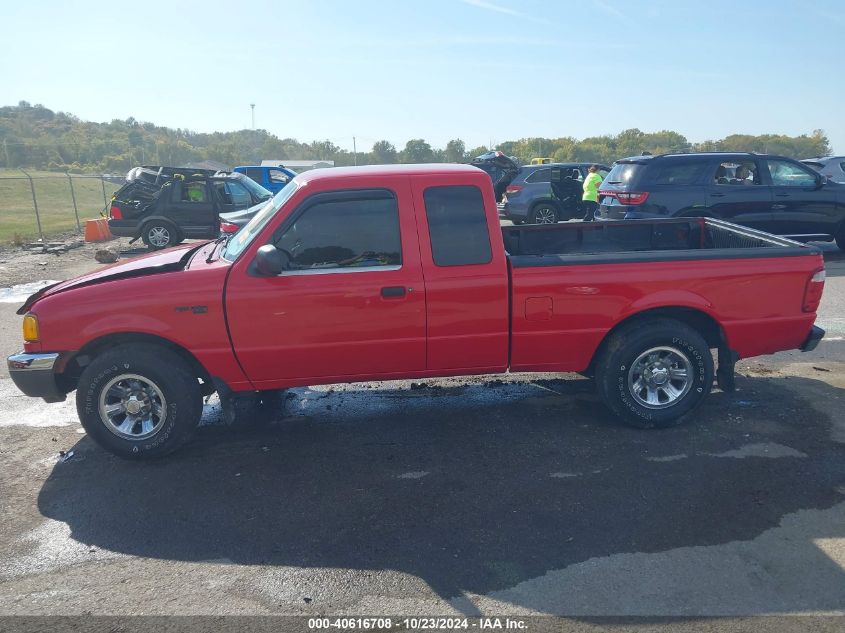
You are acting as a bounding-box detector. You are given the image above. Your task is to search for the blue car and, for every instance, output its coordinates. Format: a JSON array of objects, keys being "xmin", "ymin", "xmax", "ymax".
[
  {"xmin": 234, "ymin": 165, "xmax": 298, "ymax": 194},
  {"xmin": 499, "ymin": 163, "xmax": 611, "ymax": 224}
]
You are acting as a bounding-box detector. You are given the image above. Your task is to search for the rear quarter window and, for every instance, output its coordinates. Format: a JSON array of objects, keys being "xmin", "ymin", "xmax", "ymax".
[
  {"xmin": 423, "ymin": 185, "xmax": 492, "ymax": 266},
  {"xmin": 646, "ymin": 161, "xmax": 710, "ymax": 185}
]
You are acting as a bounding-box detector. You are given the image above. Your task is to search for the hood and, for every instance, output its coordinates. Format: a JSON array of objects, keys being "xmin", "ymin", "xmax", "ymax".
[
  {"xmin": 17, "ymin": 242, "xmax": 206, "ymax": 315},
  {"xmin": 220, "ymin": 200, "xmax": 267, "ymax": 227}
]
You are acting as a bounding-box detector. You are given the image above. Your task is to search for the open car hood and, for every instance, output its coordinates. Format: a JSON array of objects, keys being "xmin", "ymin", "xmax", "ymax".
[{"xmin": 17, "ymin": 242, "xmax": 205, "ymax": 315}]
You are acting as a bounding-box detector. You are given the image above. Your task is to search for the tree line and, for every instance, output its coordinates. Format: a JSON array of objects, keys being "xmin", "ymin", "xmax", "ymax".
[{"xmin": 0, "ymin": 102, "xmax": 833, "ymax": 173}]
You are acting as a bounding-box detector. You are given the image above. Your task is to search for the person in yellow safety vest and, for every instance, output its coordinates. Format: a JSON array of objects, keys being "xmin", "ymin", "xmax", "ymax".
[
  {"xmin": 185, "ymin": 182, "xmax": 205, "ymax": 202},
  {"xmin": 581, "ymin": 165, "xmax": 603, "ymax": 221}
]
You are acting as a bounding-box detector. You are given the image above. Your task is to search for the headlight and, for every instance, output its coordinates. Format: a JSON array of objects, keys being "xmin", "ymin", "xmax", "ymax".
[{"xmin": 22, "ymin": 313, "xmax": 39, "ymax": 342}]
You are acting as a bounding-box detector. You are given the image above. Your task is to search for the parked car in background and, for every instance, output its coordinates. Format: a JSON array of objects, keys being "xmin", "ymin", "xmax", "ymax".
[
  {"xmin": 108, "ymin": 166, "xmax": 272, "ymax": 249},
  {"xmin": 595, "ymin": 152, "xmax": 845, "ymax": 250},
  {"xmin": 801, "ymin": 156, "xmax": 845, "ymax": 184},
  {"xmin": 9, "ymin": 164, "xmax": 826, "ymax": 458},
  {"xmin": 499, "ymin": 163, "xmax": 611, "ymax": 224},
  {"xmin": 470, "ymin": 151, "xmax": 520, "ymax": 202},
  {"xmin": 234, "ymin": 165, "xmax": 298, "ymax": 194}
]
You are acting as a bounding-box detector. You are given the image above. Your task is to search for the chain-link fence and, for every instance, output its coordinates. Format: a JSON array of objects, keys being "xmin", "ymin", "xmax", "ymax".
[{"xmin": 0, "ymin": 170, "xmax": 124, "ymax": 244}]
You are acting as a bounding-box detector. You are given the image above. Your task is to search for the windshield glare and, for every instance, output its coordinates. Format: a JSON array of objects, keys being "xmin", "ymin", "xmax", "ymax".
[
  {"xmin": 222, "ymin": 180, "xmax": 299, "ymax": 260},
  {"xmin": 237, "ymin": 174, "xmax": 273, "ymax": 200}
]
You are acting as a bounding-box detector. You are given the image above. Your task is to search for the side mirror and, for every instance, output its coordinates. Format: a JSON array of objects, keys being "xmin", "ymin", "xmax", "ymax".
[
  {"xmin": 816, "ymin": 174, "xmax": 827, "ymax": 188},
  {"xmin": 255, "ymin": 244, "xmax": 289, "ymax": 276}
]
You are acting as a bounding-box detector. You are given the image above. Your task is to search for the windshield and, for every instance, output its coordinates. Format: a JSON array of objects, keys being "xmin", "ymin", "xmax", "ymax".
[
  {"xmin": 236, "ymin": 174, "xmax": 273, "ymax": 201},
  {"xmin": 222, "ymin": 180, "xmax": 299, "ymax": 260}
]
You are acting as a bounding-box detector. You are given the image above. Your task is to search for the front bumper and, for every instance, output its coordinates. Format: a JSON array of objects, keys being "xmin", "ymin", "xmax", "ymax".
[
  {"xmin": 800, "ymin": 325, "xmax": 825, "ymax": 352},
  {"xmin": 7, "ymin": 352, "xmax": 67, "ymax": 402}
]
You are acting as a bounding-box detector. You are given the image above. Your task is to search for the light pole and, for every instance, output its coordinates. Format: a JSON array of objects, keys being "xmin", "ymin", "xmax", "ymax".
[{"xmin": 250, "ymin": 103, "xmax": 255, "ymax": 130}]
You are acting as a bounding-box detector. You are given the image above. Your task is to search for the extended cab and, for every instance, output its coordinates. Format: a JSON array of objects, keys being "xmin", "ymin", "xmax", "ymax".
[{"xmin": 8, "ymin": 164, "xmax": 826, "ymax": 459}]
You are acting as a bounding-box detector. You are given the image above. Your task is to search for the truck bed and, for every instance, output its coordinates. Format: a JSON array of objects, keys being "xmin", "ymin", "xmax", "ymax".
[
  {"xmin": 502, "ymin": 217, "xmax": 823, "ymax": 373},
  {"xmin": 502, "ymin": 217, "xmax": 819, "ymax": 265}
]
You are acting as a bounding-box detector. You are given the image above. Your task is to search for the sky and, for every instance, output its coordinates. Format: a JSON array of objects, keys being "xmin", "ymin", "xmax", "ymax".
[{"xmin": 1, "ymin": 0, "xmax": 843, "ymax": 154}]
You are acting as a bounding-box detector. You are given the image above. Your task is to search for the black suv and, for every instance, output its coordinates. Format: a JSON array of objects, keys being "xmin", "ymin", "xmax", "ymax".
[
  {"xmin": 108, "ymin": 166, "xmax": 272, "ymax": 249},
  {"xmin": 595, "ymin": 152, "xmax": 845, "ymax": 249}
]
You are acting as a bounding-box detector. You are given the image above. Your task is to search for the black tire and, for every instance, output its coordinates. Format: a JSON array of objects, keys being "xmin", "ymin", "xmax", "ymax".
[
  {"xmin": 835, "ymin": 223, "xmax": 845, "ymax": 251},
  {"xmin": 141, "ymin": 220, "xmax": 181, "ymax": 250},
  {"xmin": 594, "ymin": 318, "xmax": 713, "ymax": 429},
  {"xmin": 512, "ymin": 219, "xmax": 525, "ymax": 226},
  {"xmin": 76, "ymin": 345, "xmax": 202, "ymax": 459},
  {"xmin": 529, "ymin": 203, "xmax": 559, "ymax": 225}
]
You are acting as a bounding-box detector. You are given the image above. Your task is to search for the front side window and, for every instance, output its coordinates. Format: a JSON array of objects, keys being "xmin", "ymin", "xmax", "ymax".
[
  {"xmin": 766, "ymin": 160, "xmax": 818, "ymax": 187},
  {"xmin": 274, "ymin": 194, "xmax": 401, "ymax": 270},
  {"xmin": 714, "ymin": 160, "xmax": 761, "ymax": 186},
  {"xmin": 216, "ymin": 181, "xmax": 251, "ymax": 206},
  {"xmin": 424, "ymin": 185, "xmax": 492, "ymax": 266}
]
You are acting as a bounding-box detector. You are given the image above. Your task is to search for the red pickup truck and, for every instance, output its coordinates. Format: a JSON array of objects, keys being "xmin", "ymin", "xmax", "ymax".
[{"xmin": 9, "ymin": 164, "xmax": 826, "ymax": 459}]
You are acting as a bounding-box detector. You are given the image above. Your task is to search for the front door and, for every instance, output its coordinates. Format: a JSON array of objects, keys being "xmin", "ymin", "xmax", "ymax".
[
  {"xmin": 225, "ymin": 183, "xmax": 427, "ymax": 388},
  {"xmin": 764, "ymin": 158, "xmax": 839, "ymax": 238}
]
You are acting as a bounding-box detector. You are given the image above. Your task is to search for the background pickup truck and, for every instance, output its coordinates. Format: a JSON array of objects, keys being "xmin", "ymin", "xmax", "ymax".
[
  {"xmin": 9, "ymin": 164, "xmax": 825, "ymax": 459},
  {"xmin": 234, "ymin": 165, "xmax": 298, "ymax": 194}
]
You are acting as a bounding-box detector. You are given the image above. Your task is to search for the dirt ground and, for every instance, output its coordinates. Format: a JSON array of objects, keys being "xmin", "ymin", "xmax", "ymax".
[{"xmin": 0, "ymin": 238, "xmax": 844, "ymax": 626}]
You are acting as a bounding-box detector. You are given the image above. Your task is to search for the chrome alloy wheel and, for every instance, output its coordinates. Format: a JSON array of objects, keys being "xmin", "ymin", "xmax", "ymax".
[
  {"xmin": 534, "ymin": 207, "xmax": 556, "ymax": 224},
  {"xmin": 627, "ymin": 346, "xmax": 693, "ymax": 409},
  {"xmin": 98, "ymin": 373, "xmax": 167, "ymax": 440},
  {"xmin": 148, "ymin": 226, "xmax": 171, "ymax": 248}
]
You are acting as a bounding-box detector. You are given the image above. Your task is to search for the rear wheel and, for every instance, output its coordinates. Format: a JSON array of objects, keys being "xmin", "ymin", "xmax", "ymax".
[
  {"xmin": 530, "ymin": 203, "xmax": 559, "ymax": 224},
  {"xmin": 594, "ymin": 318, "xmax": 713, "ymax": 429},
  {"xmin": 76, "ymin": 345, "xmax": 202, "ymax": 458},
  {"xmin": 141, "ymin": 220, "xmax": 181, "ymax": 250}
]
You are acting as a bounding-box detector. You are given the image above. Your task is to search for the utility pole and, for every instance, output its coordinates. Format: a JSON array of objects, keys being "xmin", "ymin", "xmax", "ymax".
[
  {"xmin": 250, "ymin": 103, "xmax": 255, "ymax": 130},
  {"xmin": 353, "ymin": 136, "xmax": 357, "ymax": 166},
  {"xmin": 3, "ymin": 138, "xmax": 11, "ymax": 167}
]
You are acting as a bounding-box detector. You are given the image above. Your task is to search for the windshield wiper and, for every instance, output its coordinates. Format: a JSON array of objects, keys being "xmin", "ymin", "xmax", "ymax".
[{"xmin": 206, "ymin": 233, "xmax": 233, "ymax": 263}]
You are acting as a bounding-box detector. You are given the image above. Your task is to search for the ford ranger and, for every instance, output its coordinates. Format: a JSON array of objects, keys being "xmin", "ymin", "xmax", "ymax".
[{"xmin": 8, "ymin": 164, "xmax": 826, "ymax": 458}]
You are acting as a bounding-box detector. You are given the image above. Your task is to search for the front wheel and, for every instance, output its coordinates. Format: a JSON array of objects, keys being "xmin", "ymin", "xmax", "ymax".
[
  {"xmin": 76, "ymin": 345, "xmax": 203, "ymax": 458},
  {"xmin": 530, "ymin": 203, "xmax": 559, "ymax": 224},
  {"xmin": 594, "ymin": 318, "xmax": 713, "ymax": 429}
]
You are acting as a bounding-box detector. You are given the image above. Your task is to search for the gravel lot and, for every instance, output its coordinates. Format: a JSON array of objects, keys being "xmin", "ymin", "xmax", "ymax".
[{"xmin": 0, "ymin": 236, "xmax": 844, "ymax": 627}]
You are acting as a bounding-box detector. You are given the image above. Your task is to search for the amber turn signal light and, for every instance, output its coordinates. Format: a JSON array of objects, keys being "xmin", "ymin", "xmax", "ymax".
[{"xmin": 22, "ymin": 313, "xmax": 39, "ymax": 342}]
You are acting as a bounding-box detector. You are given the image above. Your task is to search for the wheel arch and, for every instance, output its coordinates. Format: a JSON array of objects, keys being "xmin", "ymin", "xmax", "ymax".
[
  {"xmin": 585, "ymin": 306, "xmax": 726, "ymax": 376},
  {"xmin": 61, "ymin": 332, "xmax": 215, "ymax": 395}
]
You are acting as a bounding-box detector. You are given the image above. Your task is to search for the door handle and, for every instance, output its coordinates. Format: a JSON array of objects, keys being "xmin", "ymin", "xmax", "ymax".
[
  {"xmin": 775, "ymin": 193, "xmax": 790, "ymax": 197},
  {"xmin": 710, "ymin": 192, "xmax": 726, "ymax": 197},
  {"xmin": 772, "ymin": 204, "xmax": 787, "ymax": 210},
  {"xmin": 380, "ymin": 286, "xmax": 407, "ymax": 298}
]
